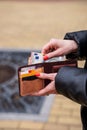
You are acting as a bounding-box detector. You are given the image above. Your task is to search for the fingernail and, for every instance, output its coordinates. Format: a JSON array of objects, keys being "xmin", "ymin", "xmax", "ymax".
[
  {"xmin": 35, "ymin": 73, "xmax": 40, "ymax": 76},
  {"xmin": 43, "ymin": 55, "xmax": 48, "ymax": 60}
]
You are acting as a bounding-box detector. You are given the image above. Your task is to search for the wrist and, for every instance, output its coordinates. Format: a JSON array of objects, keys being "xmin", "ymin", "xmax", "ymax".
[{"xmin": 71, "ymin": 40, "xmax": 78, "ymax": 53}]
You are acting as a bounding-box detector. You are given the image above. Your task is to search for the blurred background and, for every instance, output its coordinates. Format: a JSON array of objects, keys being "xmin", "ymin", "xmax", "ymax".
[
  {"xmin": 0, "ymin": 0, "xmax": 87, "ymax": 130},
  {"xmin": 0, "ymin": 0, "xmax": 87, "ymax": 49}
]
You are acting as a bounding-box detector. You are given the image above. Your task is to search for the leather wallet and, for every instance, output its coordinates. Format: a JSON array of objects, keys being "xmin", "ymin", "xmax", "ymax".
[{"xmin": 18, "ymin": 58, "xmax": 77, "ymax": 96}]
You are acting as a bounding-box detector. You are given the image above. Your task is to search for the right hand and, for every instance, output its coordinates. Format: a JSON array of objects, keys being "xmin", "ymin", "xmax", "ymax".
[
  {"xmin": 42, "ymin": 38, "xmax": 78, "ymax": 59},
  {"xmin": 29, "ymin": 72, "xmax": 57, "ymax": 96}
]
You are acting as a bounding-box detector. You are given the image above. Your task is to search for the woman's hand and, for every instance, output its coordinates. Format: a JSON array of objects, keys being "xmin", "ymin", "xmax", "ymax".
[
  {"xmin": 42, "ymin": 39, "xmax": 78, "ymax": 59},
  {"xmin": 29, "ymin": 73, "xmax": 57, "ymax": 96}
]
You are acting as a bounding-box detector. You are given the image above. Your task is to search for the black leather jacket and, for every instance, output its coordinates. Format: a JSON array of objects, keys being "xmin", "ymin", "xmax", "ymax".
[{"xmin": 55, "ymin": 30, "xmax": 87, "ymax": 130}]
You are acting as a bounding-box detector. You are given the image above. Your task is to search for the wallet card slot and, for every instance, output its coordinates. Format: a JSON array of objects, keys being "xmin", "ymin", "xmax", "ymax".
[
  {"xmin": 22, "ymin": 75, "xmax": 38, "ymax": 81},
  {"xmin": 20, "ymin": 78, "xmax": 44, "ymax": 96},
  {"xmin": 19, "ymin": 65, "xmax": 45, "ymax": 96}
]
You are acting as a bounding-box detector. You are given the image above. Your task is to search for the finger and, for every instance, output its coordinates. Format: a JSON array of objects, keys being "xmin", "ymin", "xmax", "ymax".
[
  {"xmin": 43, "ymin": 47, "xmax": 64, "ymax": 60},
  {"xmin": 36, "ymin": 73, "xmax": 56, "ymax": 80},
  {"xmin": 30, "ymin": 81, "xmax": 57, "ymax": 96},
  {"xmin": 28, "ymin": 57, "xmax": 32, "ymax": 65},
  {"xmin": 42, "ymin": 44, "xmax": 51, "ymax": 55},
  {"xmin": 42, "ymin": 40, "xmax": 55, "ymax": 55}
]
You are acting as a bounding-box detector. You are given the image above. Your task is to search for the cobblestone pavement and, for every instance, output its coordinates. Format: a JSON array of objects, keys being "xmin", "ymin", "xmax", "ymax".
[{"xmin": 0, "ymin": 0, "xmax": 87, "ymax": 130}]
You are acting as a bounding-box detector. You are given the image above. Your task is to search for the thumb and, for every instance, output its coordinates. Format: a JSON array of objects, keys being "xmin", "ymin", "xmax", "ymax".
[
  {"xmin": 44, "ymin": 48, "xmax": 63, "ymax": 59},
  {"xmin": 29, "ymin": 81, "xmax": 57, "ymax": 96},
  {"xmin": 29, "ymin": 82, "xmax": 53, "ymax": 96},
  {"xmin": 31, "ymin": 87, "xmax": 49, "ymax": 96}
]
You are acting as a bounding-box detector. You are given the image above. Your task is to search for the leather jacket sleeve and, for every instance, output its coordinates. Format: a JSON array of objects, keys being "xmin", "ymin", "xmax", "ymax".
[
  {"xmin": 55, "ymin": 30, "xmax": 87, "ymax": 106},
  {"xmin": 55, "ymin": 66, "xmax": 87, "ymax": 106}
]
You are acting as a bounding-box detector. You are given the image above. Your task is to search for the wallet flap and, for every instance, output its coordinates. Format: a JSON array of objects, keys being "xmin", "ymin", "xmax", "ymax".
[{"xmin": 43, "ymin": 59, "xmax": 77, "ymax": 85}]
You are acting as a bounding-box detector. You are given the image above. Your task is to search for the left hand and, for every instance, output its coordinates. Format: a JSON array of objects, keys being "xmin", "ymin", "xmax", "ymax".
[{"xmin": 29, "ymin": 73, "xmax": 58, "ymax": 96}]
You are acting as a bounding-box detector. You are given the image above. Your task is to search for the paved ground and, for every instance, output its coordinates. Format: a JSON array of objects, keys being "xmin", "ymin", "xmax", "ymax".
[
  {"xmin": 0, "ymin": 0, "xmax": 87, "ymax": 130},
  {"xmin": 0, "ymin": 94, "xmax": 82, "ymax": 130}
]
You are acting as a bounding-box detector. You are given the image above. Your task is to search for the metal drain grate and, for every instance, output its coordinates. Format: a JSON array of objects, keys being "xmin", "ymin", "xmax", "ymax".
[{"xmin": 0, "ymin": 49, "xmax": 54, "ymax": 121}]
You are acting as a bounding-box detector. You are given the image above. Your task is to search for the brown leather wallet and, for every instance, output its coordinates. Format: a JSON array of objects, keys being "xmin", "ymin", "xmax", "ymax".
[{"xmin": 18, "ymin": 59, "xmax": 77, "ymax": 96}]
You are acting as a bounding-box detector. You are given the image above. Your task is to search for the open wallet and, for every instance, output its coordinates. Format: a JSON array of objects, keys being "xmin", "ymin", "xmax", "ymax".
[{"xmin": 18, "ymin": 52, "xmax": 77, "ymax": 96}]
